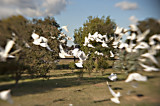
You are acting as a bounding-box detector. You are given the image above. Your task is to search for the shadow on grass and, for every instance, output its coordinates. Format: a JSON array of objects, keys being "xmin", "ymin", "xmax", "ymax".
[
  {"xmin": 93, "ymin": 99, "xmax": 110, "ymax": 103},
  {"xmin": 147, "ymin": 75, "xmax": 158, "ymax": 79},
  {"xmin": 0, "ymin": 77, "xmax": 111, "ymax": 97},
  {"xmin": 0, "ymin": 70, "xmax": 84, "ymax": 83}
]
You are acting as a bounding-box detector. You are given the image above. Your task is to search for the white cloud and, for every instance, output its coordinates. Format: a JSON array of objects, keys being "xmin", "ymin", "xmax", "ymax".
[
  {"xmin": 129, "ymin": 15, "xmax": 138, "ymax": 24},
  {"xmin": 115, "ymin": 1, "xmax": 138, "ymax": 10},
  {"xmin": 0, "ymin": 0, "xmax": 68, "ymax": 19}
]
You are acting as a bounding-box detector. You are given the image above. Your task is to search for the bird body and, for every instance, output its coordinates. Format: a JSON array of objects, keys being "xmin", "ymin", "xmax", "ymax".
[
  {"xmin": 118, "ymin": 42, "xmax": 128, "ymax": 49},
  {"xmin": 114, "ymin": 27, "xmax": 123, "ymax": 35},
  {"xmin": 110, "ymin": 51, "xmax": 114, "ymax": 57},
  {"xmin": 139, "ymin": 63, "xmax": 159, "ymax": 72},
  {"xmin": 72, "ymin": 48, "xmax": 79, "ymax": 57},
  {"xmin": 130, "ymin": 33, "xmax": 136, "ymax": 40},
  {"xmin": 59, "ymin": 44, "xmax": 71, "ymax": 58},
  {"xmin": 111, "ymin": 97, "xmax": 120, "ymax": 104},
  {"xmin": 95, "ymin": 51, "xmax": 103, "ymax": 56},
  {"xmin": 0, "ymin": 40, "xmax": 15, "ymax": 61},
  {"xmin": 33, "ymin": 39, "xmax": 41, "ymax": 45},
  {"xmin": 0, "ymin": 89, "xmax": 13, "ymax": 104},
  {"xmin": 108, "ymin": 73, "xmax": 117, "ymax": 81},
  {"xmin": 106, "ymin": 82, "xmax": 121, "ymax": 104},
  {"xmin": 59, "ymin": 32, "xmax": 66, "ymax": 37},
  {"xmin": 83, "ymin": 37, "xmax": 89, "ymax": 46},
  {"xmin": 125, "ymin": 73, "xmax": 147, "ymax": 82},
  {"xmin": 40, "ymin": 43, "xmax": 48, "ymax": 48},
  {"xmin": 31, "ymin": 32, "xmax": 52, "ymax": 51},
  {"xmin": 136, "ymin": 29, "xmax": 150, "ymax": 42},
  {"xmin": 60, "ymin": 39, "xmax": 66, "ymax": 43},
  {"xmin": 149, "ymin": 34, "xmax": 160, "ymax": 45},
  {"xmin": 51, "ymin": 36, "xmax": 56, "ymax": 39},
  {"xmin": 77, "ymin": 51, "xmax": 88, "ymax": 61},
  {"xmin": 62, "ymin": 26, "xmax": 69, "ymax": 32},
  {"xmin": 87, "ymin": 44, "xmax": 95, "ymax": 48},
  {"xmin": 75, "ymin": 61, "xmax": 83, "ymax": 68},
  {"xmin": 129, "ymin": 24, "xmax": 139, "ymax": 32},
  {"xmin": 102, "ymin": 41, "xmax": 108, "ymax": 47},
  {"xmin": 141, "ymin": 53, "xmax": 158, "ymax": 65},
  {"xmin": 31, "ymin": 32, "xmax": 39, "ymax": 40},
  {"xmin": 133, "ymin": 42, "xmax": 150, "ymax": 52}
]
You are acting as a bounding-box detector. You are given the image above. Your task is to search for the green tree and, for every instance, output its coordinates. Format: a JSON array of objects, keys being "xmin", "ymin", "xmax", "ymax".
[
  {"xmin": 0, "ymin": 15, "xmax": 60, "ymax": 84},
  {"xmin": 74, "ymin": 16, "xmax": 116, "ymax": 74}
]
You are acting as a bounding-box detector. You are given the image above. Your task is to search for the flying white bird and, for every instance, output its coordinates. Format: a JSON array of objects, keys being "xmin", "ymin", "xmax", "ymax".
[
  {"xmin": 123, "ymin": 28, "xmax": 129, "ymax": 33},
  {"xmin": 154, "ymin": 44, "xmax": 160, "ymax": 50},
  {"xmin": 114, "ymin": 27, "xmax": 123, "ymax": 35},
  {"xmin": 51, "ymin": 36, "xmax": 56, "ymax": 39},
  {"xmin": 102, "ymin": 41, "xmax": 108, "ymax": 47},
  {"xmin": 96, "ymin": 38, "xmax": 103, "ymax": 43},
  {"xmin": 138, "ymin": 58, "xmax": 147, "ymax": 62},
  {"xmin": 92, "ymin": 32, "xmax": 99, "ymax": 39},
  {"xmin": 31, "ymin": 32, "xmax": 39, "ymax": 40},
  {"xmin": 139, "ymin": 63, "xmax": 159, "ymax": 72},
  {"xmin": 59, "ymin": 32, "xmax": 66, "ymax": 37},
  {"xmin": 59, "ymin": 39, "xmax": 66, "ymax": 43},
  {"xmin": 83, "ymin": 37, "xmax": 89, "ymax": 46},
  {"xmin": 108, "ymin": 73, "xmax": 117, "ymax": 81},
  {"xmin": 110, "ymin": 51, "xmax": 114, "ymax": 57},
  {"xmin": 132, "ymin": 42, "xmax": 150, "ymax": 52},
  {"xmin": 75, "ymin": 50, "xmax": 89, "ymax": 68},
  {"xmin": 87, "ymin": 44, "xmax": 95, "ymax": 48},
  {"xmin": 0, "ymin": 40, "xmax": 15, "ymax": 62},
  {"xmin": 141, "ymin": 53, "xmax": 158, "ymax": 65},
  {"xmin": 118, "ymin": 42, "xmax": 128, "ymax": 49},
  {"xmin": 125, "ymin": 41, "xmax": 136, "ymax": 53},
  {"xmin": 129, "ymin": 24, "xmax": 139, "ymax": 32},
  {"xmin": 135, "ymin": 42, "xmax": 150, "ymax": 49},
  {"xmin": 31, "ymin": 33, "xmax": 41, "ymax": 45},
  {"xmin": 40, "ymin": 43, "xmax": 53, "ymax": 51},
  {"xmin": 95, "ymin": 51, "xmax": 104, "ymax": 56},
  {"xmin": 75, "ymin": 60, "xmax": 83, "ymax": 68},
  {"xmin": 136, "ymin": 29, "xmax": 150, "ymax": 42},
  {"xmin": 62, "ymin": 26, "xmax": 69, "ymax": 32},
  {"xmin": 0, "ymin": 89, "xmax": 13, "ymax": 104},
  {"xmin": 106, "ymin": 82, "xmax": 121, "ymax": 104},
  {"xmin": 77, "ymin": 51, "xmax": 88, "ymax": 61},
  {"xmin": 31, "ymin": 33, "xmax": 53, "ymax": 51},
  {"xmin": 130, "ymin": 33, "xmax": 136, "ymax": 40},
  {"xmin": 149, "ymin": 34, "xmax": 160, "ymax": 45},
  {"xmin": 72, "ymin": 48, "xmax": 79, "ymax": 57},
  {"xmin": 59, "ymin": 44, "xmax": 71, "ymax": 58},
  {"xmin": 125, "ymin": 73, "xmax": 147, "ymax": 82}
]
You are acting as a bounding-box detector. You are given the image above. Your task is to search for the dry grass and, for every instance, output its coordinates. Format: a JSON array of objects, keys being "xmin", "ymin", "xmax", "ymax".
[{"xmin": 0, "ymin": 68, "xmax": 160, "ymax": 106}]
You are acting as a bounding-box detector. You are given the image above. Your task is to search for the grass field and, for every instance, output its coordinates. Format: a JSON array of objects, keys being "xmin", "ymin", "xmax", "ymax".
[{"xmin": 0, "ymin": 59, "xmax": 160, "ymax": 106}]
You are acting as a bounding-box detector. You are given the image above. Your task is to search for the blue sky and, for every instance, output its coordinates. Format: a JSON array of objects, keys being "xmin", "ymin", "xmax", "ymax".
[
  {"xmin": 0, "ymin": 0, "xmax": 159, "ymax": 46},
  {"xmin": 54, "ymin": 0, "xmax": 160, "ymax": 46}
]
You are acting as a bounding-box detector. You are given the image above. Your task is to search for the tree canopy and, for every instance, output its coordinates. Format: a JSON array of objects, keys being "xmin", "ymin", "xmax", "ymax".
[
  {"xmin": 73, "ymin": 16, "xmax": 116, "ymax": 74},
  {"xmin": 0, "ymin": 15, "xmax": 61, "ymax": 83}
]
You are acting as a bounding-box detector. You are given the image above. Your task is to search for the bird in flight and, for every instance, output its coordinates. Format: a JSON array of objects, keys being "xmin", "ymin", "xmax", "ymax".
[{"xmin": 106, "ymin": 82, "xmax": 121, "ymax": 104}]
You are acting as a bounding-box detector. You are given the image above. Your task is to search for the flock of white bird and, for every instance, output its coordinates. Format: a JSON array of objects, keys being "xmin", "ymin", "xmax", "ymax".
[
  {"xmin": 105, "ymin": 24, "xmax": 159, "ymax": 104},
  {"xmin": 0, "ymin": 24, "xmax": 159, "ymax": 104}
]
